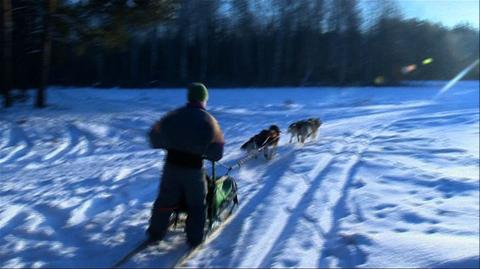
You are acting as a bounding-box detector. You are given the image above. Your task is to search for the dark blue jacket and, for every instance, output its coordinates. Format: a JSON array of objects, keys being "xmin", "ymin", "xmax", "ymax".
[{"xmin": 149, "ymin": 102, "xmax": 224, "ymax": 162}]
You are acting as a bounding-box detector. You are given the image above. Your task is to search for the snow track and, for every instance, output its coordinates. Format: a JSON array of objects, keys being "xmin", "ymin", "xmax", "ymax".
[
  {"xmin": 186, "ymin": 111, "xmax": 412, "ymax": 268},
  {"xmin": 0, "ymin": 85, "xmax": 479, "ymax": 268}
]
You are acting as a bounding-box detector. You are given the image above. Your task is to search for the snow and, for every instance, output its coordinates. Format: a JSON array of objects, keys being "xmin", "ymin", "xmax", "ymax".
[{"xmin": 0, "ymin": 81, "xmax": 479, "ymax": 268}]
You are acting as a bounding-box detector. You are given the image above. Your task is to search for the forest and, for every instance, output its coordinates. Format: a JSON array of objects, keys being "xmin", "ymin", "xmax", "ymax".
[{"xmin": 1, "ymin": 0, "xmax": 479, "ymax": 108}]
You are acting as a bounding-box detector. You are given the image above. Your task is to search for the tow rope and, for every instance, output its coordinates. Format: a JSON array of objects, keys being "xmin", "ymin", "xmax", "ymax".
[{"xmin": 216, "ymin": 136, "xmax": 279, "ymax": 176}]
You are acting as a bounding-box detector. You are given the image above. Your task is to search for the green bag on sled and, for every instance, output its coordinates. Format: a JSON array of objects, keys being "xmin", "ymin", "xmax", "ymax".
[
  {"xmin": 171, "ymin": 174, "xmax": 238, "ymax": 231},
  {"xmin": 207, "ymin": 175, "xmax": 238, "ymax": 226}
]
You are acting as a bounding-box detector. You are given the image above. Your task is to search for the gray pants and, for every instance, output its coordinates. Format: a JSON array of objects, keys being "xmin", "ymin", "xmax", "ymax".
[{"xmin": 148, "ymin": 163, "xmax": 207, "ymax": 246}]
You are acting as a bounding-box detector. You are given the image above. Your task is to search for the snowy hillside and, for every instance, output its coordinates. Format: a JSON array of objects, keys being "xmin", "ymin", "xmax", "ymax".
[{"xmin": 1, "ymin": 82, "xmax": 479, "ymax": 268}]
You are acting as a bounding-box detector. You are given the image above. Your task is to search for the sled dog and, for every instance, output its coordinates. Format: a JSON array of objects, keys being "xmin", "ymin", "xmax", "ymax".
[
  {"xmin": 288, "ymin": 118, "xmax": 322, "ymax": 144},
  {"xmin": 241, "ymin": 125, "xmax": 281, "ymax": 160}
]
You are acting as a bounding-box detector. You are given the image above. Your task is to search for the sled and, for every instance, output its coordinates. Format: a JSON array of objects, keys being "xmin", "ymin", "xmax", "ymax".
[
  {"xmin": 111, "ymin": 162, "xmax": 239, "ymax": 268},
  {"xmin": 170, "ymin": 162, "xmax": 239, "ymax": 232}
]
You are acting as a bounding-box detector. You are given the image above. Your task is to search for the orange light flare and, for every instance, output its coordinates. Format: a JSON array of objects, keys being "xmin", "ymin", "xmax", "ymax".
[{"xmin": 401, "ymin": 64, "xmax": 417, "ymax": 74}]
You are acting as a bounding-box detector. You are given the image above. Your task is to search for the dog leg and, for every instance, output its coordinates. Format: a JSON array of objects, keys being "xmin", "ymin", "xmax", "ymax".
[
  {"xmin": 271, "ymin": 144, "xmax": 277, "ymax": 159},
  {"xmin": 252, "ymin": 145, "xmax": 258, "ymax": 159}
]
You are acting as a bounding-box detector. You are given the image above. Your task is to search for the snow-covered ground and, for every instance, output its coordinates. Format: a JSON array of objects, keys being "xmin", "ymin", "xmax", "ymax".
[{"xmin": 1, "ymin": 82, "xmax": 479, "ymax": 268}]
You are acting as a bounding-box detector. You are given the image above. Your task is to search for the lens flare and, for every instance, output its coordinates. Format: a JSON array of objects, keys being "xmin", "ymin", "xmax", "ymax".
[
  {"xmin": 422, "ymin": 58, "xmax": 433, "ymax": 65},
  {"xmin": 401, "ymin": 64, "xmax": 417, "ymax": 74}
]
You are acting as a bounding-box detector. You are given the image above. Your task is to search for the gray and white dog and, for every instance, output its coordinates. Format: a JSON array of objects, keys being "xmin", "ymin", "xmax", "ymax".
[{"xmin": 287, "ymin": 118, "xmax": 322, "ymax": 144}]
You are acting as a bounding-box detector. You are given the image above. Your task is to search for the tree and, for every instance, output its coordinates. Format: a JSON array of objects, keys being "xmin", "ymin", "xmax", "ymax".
[
  {"xmin": 35, "ymin": 0, "xmax": 56, "ymax": 108},
  {"xmin": 5, "ymin": 0, "xmax": 479, "ymax": 90},
  {"xmin": 325, "ymin": 0, "xmax": 362, "ymax": 85},
  {"xmin": 231, "ymin": 0, "xmax": 255, "ymax": 84},
  {"xmin": 1, "ymin": 0, "xmax": 13, "ymax": 107},
  {"xmin": 36, "ymin": 0, "xmax": 177, "ymax": 106}
]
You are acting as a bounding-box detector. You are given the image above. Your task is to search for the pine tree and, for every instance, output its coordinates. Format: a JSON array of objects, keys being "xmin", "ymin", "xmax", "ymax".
[{"xmin": 1, "ymin": 0, "xmax": 13, "ymax": 107}]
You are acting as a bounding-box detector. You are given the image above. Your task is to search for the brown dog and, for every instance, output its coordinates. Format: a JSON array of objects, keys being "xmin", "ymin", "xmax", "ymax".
[{"xmin": 241, "ymin": 125, "xmax": 281, "ymax": 160}]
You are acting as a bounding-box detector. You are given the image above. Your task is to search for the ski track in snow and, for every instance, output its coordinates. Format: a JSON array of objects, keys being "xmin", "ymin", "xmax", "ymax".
[
  {"xmin": 0, "ymin": 84, "xmax": 479, "ymax": 268},
  {"xmin": 185, "ymin": 110, "xmax": 413, "ymax": 268}
]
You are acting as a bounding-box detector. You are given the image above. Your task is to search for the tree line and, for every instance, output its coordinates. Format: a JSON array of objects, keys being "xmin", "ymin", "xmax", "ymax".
[{"xmin": 1, "ymin": 0, "xmax": 479, "ymax": 108}]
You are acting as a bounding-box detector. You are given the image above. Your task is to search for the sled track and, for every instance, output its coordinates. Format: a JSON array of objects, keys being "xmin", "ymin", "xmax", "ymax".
[
  {"xmin": 186, "ymin": 114, "xmax": 408, "ymax": 268},
  {"xmin": 2, "ymin": 88, "xmax": 479, "ymax": 268},
  {"xmin": 0, "ymin": 123, "xmax": 32, "ymax": 164},
  {"xmin": 260, "ymin": 119, "xmax": 408, "ymax": 268}
]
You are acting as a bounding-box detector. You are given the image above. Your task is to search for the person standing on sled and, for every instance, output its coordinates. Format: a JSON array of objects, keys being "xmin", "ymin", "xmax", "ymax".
[{"xmin": 147, "ymin": 83, "xmax": 224, "ymax": 247}]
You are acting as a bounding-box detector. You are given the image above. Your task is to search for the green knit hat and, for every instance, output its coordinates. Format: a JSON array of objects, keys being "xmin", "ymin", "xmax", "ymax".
[{"xmin": 187, "ymin": 82, "xmax": 209, "ymax": 102}]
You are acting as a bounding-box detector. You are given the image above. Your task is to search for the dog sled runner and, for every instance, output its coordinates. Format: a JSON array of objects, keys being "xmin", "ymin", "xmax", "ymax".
[{"xmin": 111, "ymin": 162, "xmax": 239, "ymax": 268}]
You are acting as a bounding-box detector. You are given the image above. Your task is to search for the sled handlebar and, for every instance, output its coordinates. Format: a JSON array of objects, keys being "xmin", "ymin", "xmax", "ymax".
[{"xmin": 211, "ymin": 161, "xmax": 216, "ymax": 181}]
